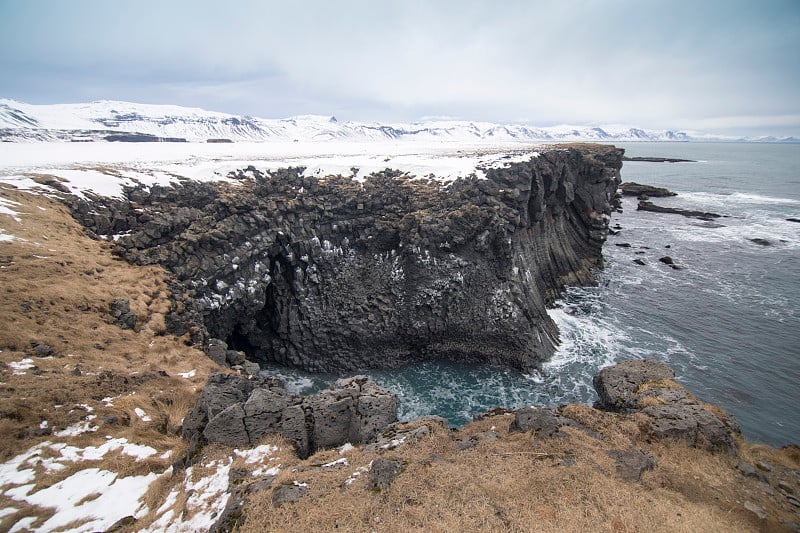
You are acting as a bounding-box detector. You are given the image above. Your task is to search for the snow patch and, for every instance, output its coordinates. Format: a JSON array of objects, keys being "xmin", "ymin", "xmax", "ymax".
[
  {"xmin": 177, "ymin": 369, "xmax": 196, "ymax": 378},
  {"xmin": 134, "ymin": 407, "xmax": 152, "ymax": 422}
]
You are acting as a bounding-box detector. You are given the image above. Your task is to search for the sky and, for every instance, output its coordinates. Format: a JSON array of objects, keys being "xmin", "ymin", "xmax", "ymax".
[{"xmin": 1, "ymin": 0, "xmax": 799, "ymax": 136}]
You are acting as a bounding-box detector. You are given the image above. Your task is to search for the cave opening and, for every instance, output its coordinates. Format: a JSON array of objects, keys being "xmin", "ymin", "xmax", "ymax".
[{"xmin": 226, "ymin": 326, "xmax": 263, "ymax": 364}]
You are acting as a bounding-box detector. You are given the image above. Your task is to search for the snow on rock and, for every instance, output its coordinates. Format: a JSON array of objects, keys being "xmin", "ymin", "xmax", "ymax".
[
  {"xmin": 233, "ymin": 443, "xmax": 279, "ymax": 464},
  {"xmin": 54, "ymin": 415, "xmax": 98, "ymax": 437},
  {"xmin": 134, "ymin": 407, "xmax": 152, "ymax": 422}
]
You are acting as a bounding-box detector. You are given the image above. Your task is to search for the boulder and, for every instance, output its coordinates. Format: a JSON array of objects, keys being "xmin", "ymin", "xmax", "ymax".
[
  {"xmin": 368, "ymin": 459, "xmax": 404, "ymax": 492},
  {"xmin": 608, "ymin": 448, "xmax": 657, "ymax": 482},
  {"xmin": 182, "ymin": 373, "xmax": 397, "ymax": 459},
  {"xmin": 619, "ymin": 182, "xmax": 677, "ymax": 197},
  {"xmin": 110, "ymin": 299, "xmax": 137, "ymax": 330},
  {"xmin": 592, "ymin": 361, "xmax": 739, "ymax": 454},
  {"xmin": 593, "ymin": 360, "xmax": 675, "ymax": 411},
  {"xmin": 509, "ymin": 407, "xmax": 567, "ymax": 438}
]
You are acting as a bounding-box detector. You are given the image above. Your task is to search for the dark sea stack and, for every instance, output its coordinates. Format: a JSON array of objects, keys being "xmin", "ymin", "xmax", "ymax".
[{"xmin": 67, "ymin": 144, "xmax": 623, "ymax": 372}]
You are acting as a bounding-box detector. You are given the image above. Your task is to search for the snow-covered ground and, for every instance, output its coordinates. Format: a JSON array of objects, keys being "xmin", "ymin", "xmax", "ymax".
[
  {"xmin": 3, "ymin": 98, "xmax": 773, "ymax": 144},
  {"xmin": 0, "ymin": 140, "xmax": 544, "ymax": 199}
]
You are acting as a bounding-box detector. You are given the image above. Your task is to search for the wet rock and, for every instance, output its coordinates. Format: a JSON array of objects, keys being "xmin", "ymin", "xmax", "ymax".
[
  {"xmin": 619, "ymin": 182, "xmax": 677, "ymax": 197},
  {"xmin": 368, "ymin": 459, "xmax": 404, "ymax": 492},
  {"xmin": 608, "ymin": 448, "xmax": 657, "ymax": 482},
  {"xmin": 658, "ymin": 256, "xmax": 674, "ymax": 265},
  {"xmin": 750, "ymin": 238, "xmax": 773, "ymax": 246},
  {"xmin": 633, "ymin": 258, "xmax": 647, "ymax": 266},
  {"xmin": 638, "ymin": 200, "xmax": 721, "ymax": 220},
  {"xmin": 621, "ymin": 157, "xmax": 695, "ymax": 164}
]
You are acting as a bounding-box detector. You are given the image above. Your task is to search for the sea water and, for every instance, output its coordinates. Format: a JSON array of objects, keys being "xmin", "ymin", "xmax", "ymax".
[{"xmin": 261, "ymin": 142, "xmax": 800, "ymax": 447}]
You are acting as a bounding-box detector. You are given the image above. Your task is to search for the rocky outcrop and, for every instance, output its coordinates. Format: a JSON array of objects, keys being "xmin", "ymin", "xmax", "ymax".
[
  {"xmin": 622, "ymin": 156, "xmax": 695, "ymax": 163},
  {"xmin": 619, "ymin": 182, "xmax": 677, "ymax": 197},
  {"xmin": 66, "ymin": 144, "xmax": 623, "ymax": 373},
  {"xmin": 182, "ymin": 373, "xmax": 397, "ymax": 458},
  {"xmin": 593, "ymin": 360, "xmax": 740, "ymax": 452},
  {"xmin": 637, "ymin": 200, "xmax": 721, "ymax": 220}
]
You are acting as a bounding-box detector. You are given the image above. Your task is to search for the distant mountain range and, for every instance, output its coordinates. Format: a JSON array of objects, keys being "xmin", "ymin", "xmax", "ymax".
[{"xmin": 1, "ymin": 99, "xmax": 797, "ymax": 144}]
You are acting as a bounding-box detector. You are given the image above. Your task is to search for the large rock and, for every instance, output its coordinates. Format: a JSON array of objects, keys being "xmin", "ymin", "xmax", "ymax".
[
  {"xmin": 592, "ymin": 361, "xmax": 739, "ymax": 453},
  {"xmin": 593, "ymin": 359, "xmax": 675, "ymax": 412},
  {"xmin": 68, "ymin": 145, "xmax": 623, "ymax": 373},
  {"xmin": 182, "ymin": 373, "xmax": 398, "ymax": 458},
  {"xmin": 619, "ymin": 182, "xmax": 677, "ymax": 198}
]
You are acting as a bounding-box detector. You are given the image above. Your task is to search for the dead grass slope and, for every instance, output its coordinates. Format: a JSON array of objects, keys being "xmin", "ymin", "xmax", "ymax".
[
  {"xmin": 0, "ymin": 185, "xmax": 221, "ymax": 530},
  {"xmin": 236, "ymin": 409, "xmax": 800, "ymax": 533}
]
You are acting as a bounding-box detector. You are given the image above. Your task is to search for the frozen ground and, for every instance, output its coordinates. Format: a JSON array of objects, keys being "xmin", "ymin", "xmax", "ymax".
[{"xmin": 0, "ymin": 140, "xmax": 542, "ymax": 199}]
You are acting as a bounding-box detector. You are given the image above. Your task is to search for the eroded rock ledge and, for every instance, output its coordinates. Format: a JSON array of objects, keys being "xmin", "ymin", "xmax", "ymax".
[{"xmin": 67, "ymin": 144, "xmax": 623, "ymax": 372}]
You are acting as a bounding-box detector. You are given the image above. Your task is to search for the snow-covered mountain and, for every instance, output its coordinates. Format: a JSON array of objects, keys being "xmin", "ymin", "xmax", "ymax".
[{"xmin": 1, "ymin": 98, "xmax": 795, "ymax": 144}]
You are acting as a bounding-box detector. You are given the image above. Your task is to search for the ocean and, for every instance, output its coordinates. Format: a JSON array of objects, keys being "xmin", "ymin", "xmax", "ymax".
[{"xmin": 261, "ymin": 142, "xmax": 800, "ymax": 448}]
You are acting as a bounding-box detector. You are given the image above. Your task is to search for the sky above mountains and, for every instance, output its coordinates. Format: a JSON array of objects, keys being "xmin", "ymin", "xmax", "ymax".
[{"xmin": 1, "ymin": 0, "xmax": 798, "ymax": 137}]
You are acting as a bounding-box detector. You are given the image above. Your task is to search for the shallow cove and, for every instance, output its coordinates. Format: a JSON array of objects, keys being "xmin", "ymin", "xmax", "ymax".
[{"xmin": 260, "ymin": 142, "xmax": 800, "ymax": 448}]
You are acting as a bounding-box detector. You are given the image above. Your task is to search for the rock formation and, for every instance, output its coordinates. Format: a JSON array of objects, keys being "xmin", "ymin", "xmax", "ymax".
[
  {"xmin": 637, "ymin": 199, "xmax": 721, "ymax": 220},
  {"xmin": 593, "ymin": 359, "xmax": 739, "ymax": 452},
  {"xmin": 66, "ymin": 144, "xmax": 623, "ymax": 372},
  {"xmin": 182, "ymin": 373, "xmax": 397, "ymax": 458},
  {"xmin": 619, "ymin": 182, "xmax": 677, "ymax": 197}
]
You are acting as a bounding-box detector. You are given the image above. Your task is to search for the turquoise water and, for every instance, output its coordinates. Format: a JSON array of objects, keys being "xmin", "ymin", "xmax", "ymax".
[{"xmin": 262, "ymin": 143, "xmax": 800, "ymax": 447}]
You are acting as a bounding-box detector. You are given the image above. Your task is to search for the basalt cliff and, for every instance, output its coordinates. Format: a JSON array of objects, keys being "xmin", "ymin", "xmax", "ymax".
[{"xmin": 67, "ymin": 144, "xmax": 622, "ymax": 372}]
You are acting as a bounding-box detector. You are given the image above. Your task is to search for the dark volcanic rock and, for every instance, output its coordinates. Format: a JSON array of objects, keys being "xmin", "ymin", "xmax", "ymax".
[
  {"xmin": 182, "ymin": 373, "xmax": 397, "ymax": 458},
  {"xmin": 608, "ymin": 448, "xmax": 657, "ymax": 482},
  {"xmin": 622, "ymin": 156, "xmax": 696, "ymax": 163},
  {"xmin": 66, "ymin": 145, "xmax": 623, "ymax": 373},
  {"xmin": 637, "ymin": 200, "xmax": 721, "ymax": 220},
  {"xmin": 368, "ymin": 458, "xmax": 405, "ymax": 491},
  {"xmin": 592, "ymin": 360, "xmax": 739, "ymax": 453},
  {"xmin": 593, "ymin": 360, "xmax": 675, "ymax": 412},
  {"xmin": 619, "ymin": 182, "xmax": 677, "ymax": 197},
  {"xmin": 509, "ymin": 406, "xmax": 568, "ymax": 438}
]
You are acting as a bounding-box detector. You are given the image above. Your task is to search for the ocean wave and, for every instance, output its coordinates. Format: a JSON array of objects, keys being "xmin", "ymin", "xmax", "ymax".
[{"xmin": 679, "ymin": 191, "xmax": 800, "ymax": 206}]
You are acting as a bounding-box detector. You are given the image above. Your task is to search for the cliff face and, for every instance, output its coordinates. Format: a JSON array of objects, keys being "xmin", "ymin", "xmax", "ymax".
[{"xmin": 69, "ymin": 144, "xmax": 623, "ymax": 372}]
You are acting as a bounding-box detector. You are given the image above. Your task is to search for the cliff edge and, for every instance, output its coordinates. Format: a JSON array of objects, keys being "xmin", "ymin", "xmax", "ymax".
[{"xmin": 67, "ymin": 144, "xmax": 623, "ymax": 372}]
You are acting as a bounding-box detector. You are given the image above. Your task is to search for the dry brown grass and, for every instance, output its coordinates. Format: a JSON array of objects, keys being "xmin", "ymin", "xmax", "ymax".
[
  {"xmin": 2, "ymin": 184, "xmax": 797, "ymax": 533},
  {"xmin": 0, "ymin": 185, "xmax": 220, "ymax": 462},
  {"xmin": 236, "ymin": 412, "xmax": 786, "ymax": 533}
]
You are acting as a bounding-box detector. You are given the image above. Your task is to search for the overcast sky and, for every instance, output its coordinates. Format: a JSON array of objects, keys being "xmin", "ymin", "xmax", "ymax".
[{"xmin": 1, "ymin": 0, "xmax": 798, "ymax": 136}]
